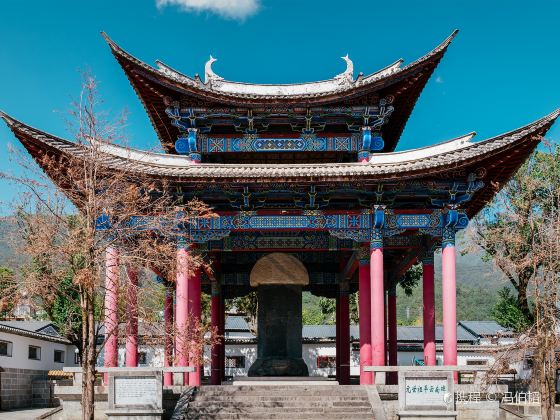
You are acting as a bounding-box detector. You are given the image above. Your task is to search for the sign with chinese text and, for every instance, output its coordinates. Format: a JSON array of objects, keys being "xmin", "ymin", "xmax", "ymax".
[
  {"xmin": 404, "ymin": 377, "xmax": 448, "ymax": 408},
  {"xmin": 398, "ymin": 371, "xmax": 455, "ymax": 413},
  {"xmin": 114, "ymin": 376, "xmax": 159, "ymax": 407}
]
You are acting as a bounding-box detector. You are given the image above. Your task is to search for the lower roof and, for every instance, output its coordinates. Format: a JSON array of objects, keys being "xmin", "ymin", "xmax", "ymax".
[{"xmin": 1, "ymin": 110, "xmax": 558, "ymax": 217}]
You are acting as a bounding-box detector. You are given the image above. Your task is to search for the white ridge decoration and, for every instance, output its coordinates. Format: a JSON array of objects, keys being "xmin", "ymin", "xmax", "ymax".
[
  {"xmin": 204, "ymin": 55, "xmax": 224, "ymax": 85},
  {"xmin": 200, "ymin": 55, "xmax": 359, "ymax": 96}
]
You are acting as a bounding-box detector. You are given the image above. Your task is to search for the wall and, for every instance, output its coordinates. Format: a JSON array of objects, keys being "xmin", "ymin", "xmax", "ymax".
[
  {"xmin": 224, "ymin": 344, "xmax": 257, "ymax": 377},
  {"xmin": 0, "ymin": 332, "xmax": 77, "ymax": 409},
  {"xmin": 97, "ymin": 342, "xmax": 525, "ymax": 381},
  {"xmin": 0, "ymin": 332, "xmax": 77, "ymax": 371},
  {"xmin": 303, "ymin": 343, "xmax": 335, "ymax": 377},
  {"xmin": 0, "ymin": 368, "xmax": 51, "ymax": 410}
]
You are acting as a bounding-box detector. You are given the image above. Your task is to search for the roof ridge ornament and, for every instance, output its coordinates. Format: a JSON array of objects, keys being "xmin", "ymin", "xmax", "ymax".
[
  {"xmin": 335, "ymin": 54, "xmax": 354, "ymax": 86},
  {"xmin": 205, "ymin": 55, "xmax": 223, "ymax": 85}
]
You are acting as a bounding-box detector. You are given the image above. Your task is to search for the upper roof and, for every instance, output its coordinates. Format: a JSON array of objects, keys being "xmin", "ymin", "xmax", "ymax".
[
  {"xmin": 3, "ymin": 109, "xmax": 557, "ymax": 217},
  {"xmin": 102, "ymin": 31, "xmax": 458, "ymax": 153}
]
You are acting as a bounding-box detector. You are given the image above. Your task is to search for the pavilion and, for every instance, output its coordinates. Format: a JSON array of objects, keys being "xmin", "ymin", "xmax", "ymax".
[{"xmin": 2, "ymin": 29, "xmax": 558, "ymax": 387}]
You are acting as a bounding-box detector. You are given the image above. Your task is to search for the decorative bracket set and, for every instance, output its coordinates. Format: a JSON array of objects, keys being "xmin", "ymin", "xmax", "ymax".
[
  {"xmin": 164, "ymin": 97, "xmax": 395, "ymax": 162},
  {"xmin": 185, "ymin": 208, "xmax": 468, "ymax": 245}
]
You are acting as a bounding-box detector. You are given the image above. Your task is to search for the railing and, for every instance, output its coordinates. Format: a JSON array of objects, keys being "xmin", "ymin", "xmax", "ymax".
[
  {"xmin": 364, "ymin": 366, "xmax": 490, "ymax": 372},
  {"xmin": 364, "ymin": 365, "xmax": 492, "ymax": 385},
  {"xmin": 62, "ymin": 366, "xmax": 196, "ymax": 385},
  {"xmin": 63, "ymin": 367, "xmax": 195, "ymax": 373}
]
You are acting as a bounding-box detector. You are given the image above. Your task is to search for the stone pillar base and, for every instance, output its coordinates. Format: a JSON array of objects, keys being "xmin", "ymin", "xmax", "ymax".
[{"xmin": 248, "ymin": 357, "xmax": 309, "ymax": 377}]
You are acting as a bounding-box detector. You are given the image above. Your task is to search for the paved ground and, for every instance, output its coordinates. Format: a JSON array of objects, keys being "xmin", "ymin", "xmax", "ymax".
[{"xmin": 0, "ymin": 407, "xmax": 58, "ymax": 419}]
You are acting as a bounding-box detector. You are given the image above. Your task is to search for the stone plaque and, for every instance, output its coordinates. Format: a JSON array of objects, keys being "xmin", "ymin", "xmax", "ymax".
[
  {"xmin": 114, "ymin": 376, "xmax": 159, "ymax": 407},
  {"xmin": 398, "ymin": 371, "xmax": 454, "ymax": 413},
  {"xmin": 107, "ymin": 370, "xmax": 163, "ymax": 412}
]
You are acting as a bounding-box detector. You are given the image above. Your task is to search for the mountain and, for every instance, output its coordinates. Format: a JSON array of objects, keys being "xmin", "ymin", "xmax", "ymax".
[{"xmin": 397, "ymin": 235, "xmax": 506, "ymax": 325}]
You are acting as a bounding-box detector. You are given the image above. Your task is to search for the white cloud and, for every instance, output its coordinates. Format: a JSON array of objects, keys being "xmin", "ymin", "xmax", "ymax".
[{"xmin": 156, "ymin": 0, "xmax": 260, "ymax": 20}]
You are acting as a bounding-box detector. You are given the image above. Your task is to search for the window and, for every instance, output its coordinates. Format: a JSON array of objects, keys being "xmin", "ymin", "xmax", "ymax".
[
  {"xmin": 225, "ymin": 356, "xmax": 245, "ymax": 368},
  {"xmin": 54, "ymin": 350, "xmax": 65, "ymax": 363},
  {"xmin": 74, "ymin": 352, "xmax": 81, "ymax": 365},
  {"xmin": 317, "ymin": 356, "xmax": 336, "ymax": 369},
  {"xmin": 28, "ymin": 345, "xmax": 41, "ymax": 360},
  {"xmin": 466, "ymin": 359, "xmax": 488, "ymax": 366},
  {"xmin": 138, "ymin": 352, "xmax": 147, "ymax": 365},
  {"xmin": 0, "ymin": 340, "xmax": 12, "ymax": 357}
]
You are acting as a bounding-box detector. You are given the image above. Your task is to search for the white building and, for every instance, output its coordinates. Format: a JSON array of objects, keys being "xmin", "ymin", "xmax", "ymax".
[
  {"xmin": 103, "ymin": 316, "xmax": 527, "ymax": 382},
  {"xmin": 0, "ymin": 321, "xmax": 78, "ymax": 409}
]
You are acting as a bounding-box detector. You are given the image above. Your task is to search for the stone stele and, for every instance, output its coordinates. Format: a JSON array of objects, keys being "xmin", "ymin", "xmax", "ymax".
[{"xmin": 249, "ymin": 253, "xmax": 309, "ymax": 287}]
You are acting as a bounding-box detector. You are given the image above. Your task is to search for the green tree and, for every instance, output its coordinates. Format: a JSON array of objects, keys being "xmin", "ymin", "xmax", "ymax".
[
  {"xmin": 0, "ymin": 267, "xmax": 15, "ymax": 319},
  {"xmin": 399, "ymin": 263, "xmax": 422, "ymax": 296},
  {"xmin": 491, "ymin": 287, "xmax": 531, "ymax": 332},
  {"xmin": 302, "ymin": 306, "xmax": 324, "ymax": 325},
  {"xmin": 317, "ymin": 294, "xmax": 359, "ymax": 325},
  {"xmin": 230, "ymin": 292, "xmax": 258, "ymax": 334},
  {"xmin": 45, "ymin": 271, "xmax": 83, "ymax": 351}
]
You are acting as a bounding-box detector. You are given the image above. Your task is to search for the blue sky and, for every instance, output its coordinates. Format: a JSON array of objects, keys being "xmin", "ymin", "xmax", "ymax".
[{"xmin": 0, "ymin": 0, "xmax": 559, "ymax": 209}]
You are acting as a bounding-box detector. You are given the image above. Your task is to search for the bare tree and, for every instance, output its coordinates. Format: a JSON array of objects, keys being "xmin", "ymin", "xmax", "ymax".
[
  {"xmin": 470, "ymin": 142, "xmax": 560, "ymax": 418},
  {"xmin": 1, "ymin": 73, "xmax": 216, "ymax": 420}
]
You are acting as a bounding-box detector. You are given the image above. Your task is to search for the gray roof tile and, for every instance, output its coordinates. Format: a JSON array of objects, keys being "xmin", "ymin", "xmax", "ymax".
[{"xmin": 458, "ymin": 320, "xmax": 512, "ymax": 337}]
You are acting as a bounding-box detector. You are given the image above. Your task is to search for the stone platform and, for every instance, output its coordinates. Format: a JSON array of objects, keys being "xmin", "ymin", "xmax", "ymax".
[
  {"xmin": 232, "ymin": 376, "xmax": 338, "ymax": 386},
  {"xmin": 182, "ymin": 385, "xmax": 374, "ymax": 419}
]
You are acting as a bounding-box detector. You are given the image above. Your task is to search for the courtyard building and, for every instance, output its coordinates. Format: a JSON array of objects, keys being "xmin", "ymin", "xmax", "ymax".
[{"xmin": 0, "ymin": 321, "xmax": 78, "ymax": 410}]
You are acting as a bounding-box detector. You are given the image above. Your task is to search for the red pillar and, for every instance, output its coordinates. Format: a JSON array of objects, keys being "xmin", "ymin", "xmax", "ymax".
[
  {"xmin": 210, "ymin": 281, "xmax": 221, "ymax": 385},
  {"xmin": 335, "ymin": 296, "xmax": 341, "ymax": 383},
  {"xmin": 442, "ymin": 229, "xmax": 458, "ymax": 380},
  {"xmin": 370, "ymin": 234, "xmax": 385, "ymax": 383},
  {"xmin": 164, "ymin": 284, "xmax": 174, "ymax": 386},
  {"xmin": 422, "ymin": 255, "xmax": 436, "ymax": 366},
  {"xmin": 104, "ymin": 247, "xmax": 119, "ymax": 384},
  {"xmin": 384, "ymin": 291, "xmax": 388, "ymax": 365},
  {"xmin": 175, "ymin": 247, "xmax": 189, "ymax": 385},
  {"xmin": 219, "ymin": 297, "xmax": 226, "ymax": 382},
  {"xmin": 387, "ymin": 285, "xmax": 398, "ymax": 385},
  {"xmin": 188, "ymin": 269, "xmax": 202, "ymax": 386},
  {"xmin": 125, "ymin": 267, "xmax": 138, "ymax": 368},
  {"xmin": 358, "ymin": 247, "xmax": 372, "ymax": 385},
  {"xmin": 338, "ymin": 285, "xmax": 350, "ymax": 385}
]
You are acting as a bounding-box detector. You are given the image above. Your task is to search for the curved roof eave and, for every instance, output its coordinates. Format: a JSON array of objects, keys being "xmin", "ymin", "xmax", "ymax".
[
  {"xmin": 101, "ymin": 30, "xmax": 458, "ymax": 102},
  {"xmin": 2, "ymin": 109, "xmax": 558, "ymax": 218},
  {"xmin": 2, "ymin": 109, "xmax": 557, "ymax": 182}
]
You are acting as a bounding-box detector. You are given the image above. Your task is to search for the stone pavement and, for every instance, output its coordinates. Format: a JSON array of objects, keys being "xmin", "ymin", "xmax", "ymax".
[{"xmin": 0, "ymin": 407, "xmax": 59, "ymax": 419}]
